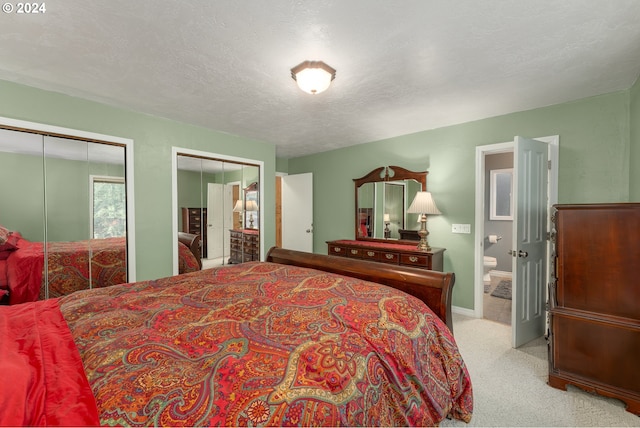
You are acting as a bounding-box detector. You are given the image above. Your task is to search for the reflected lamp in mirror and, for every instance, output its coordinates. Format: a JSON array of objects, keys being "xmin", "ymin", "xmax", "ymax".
[
  {"xmin": 245, "ymin": 200, "xmax": 259, "ymax": 229},
  {"xmin": 407, "ymin": 192, "xmax": 441, "ymax": 252},
  {"xmin": 233, "ymin": 200, "xmax": 243, "ymax": 228},
  {"xmin": 383, "ymin": 213, "xmax": 391, "ymax": 239}
]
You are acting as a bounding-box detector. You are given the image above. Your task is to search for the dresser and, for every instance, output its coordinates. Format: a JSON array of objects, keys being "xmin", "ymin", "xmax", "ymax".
[
  {"xmin": 182, "ymin": 207, "xmax": 207, "ymax": 258},
  {"xmin": 326, "ymin": 240, "xmax": 444, "ymax": 271},
  {"xmin": 229, "ymin": 229, "xmax": 259, "ymax": 264},
  {"xmin": 548, "ymin": 203, "xmax": 640, "ymax": 415}
]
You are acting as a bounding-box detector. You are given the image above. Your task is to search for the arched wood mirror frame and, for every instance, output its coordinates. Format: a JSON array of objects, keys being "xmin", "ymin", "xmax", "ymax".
[{"xmin": 354, "ymin": 166, "xmax": 428, "ymax": 243}]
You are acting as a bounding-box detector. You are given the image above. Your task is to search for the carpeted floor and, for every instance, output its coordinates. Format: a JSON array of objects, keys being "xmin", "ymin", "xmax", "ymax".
[
  {"xmin": 484, "ymin": 275, "xmax": 512, "ymax": 325},
  {"xmin": 440, "ymin": 314, "xmax": 639, "ymax": 427}
]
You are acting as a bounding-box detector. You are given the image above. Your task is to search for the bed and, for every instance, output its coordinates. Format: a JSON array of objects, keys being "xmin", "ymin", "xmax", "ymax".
[
  {"xmin": 0, "ymin": 227, "xmax": 203, "ymax": 305},
  {"xmin": 0, "ymin": 247, "xmax": 473, "ymax": 426},
  {"xmin": 0, "ymin": 226, "xmax": 127, "ymax": 305}
]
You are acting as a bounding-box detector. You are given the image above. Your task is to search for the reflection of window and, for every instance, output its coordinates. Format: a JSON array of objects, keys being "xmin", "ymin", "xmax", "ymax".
[
  {"xmin": 91, "ymin": 176, "xmax": 126, "ymax": 238},
  {"xmin": 490, "ymin": 169, "xmax": 513, "ymax": 220}
]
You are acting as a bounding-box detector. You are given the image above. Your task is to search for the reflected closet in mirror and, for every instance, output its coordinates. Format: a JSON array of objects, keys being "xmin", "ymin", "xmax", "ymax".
[
  {"xmin": 173, "ymin": 148, "xmax": 262, "ymax": 273},
  {"xmin": 0, "ymin": 119, "xmax": 134, "ymax": 305},
  {"xmin": 354, "ymin": 166, "xmax": 427, "ymax": 243}
]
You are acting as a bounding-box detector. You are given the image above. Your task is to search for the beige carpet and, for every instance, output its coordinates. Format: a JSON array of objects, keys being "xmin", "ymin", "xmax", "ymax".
[{"xmin": 440, "ymin": 314, "xmax": 639, "ymax": 427}]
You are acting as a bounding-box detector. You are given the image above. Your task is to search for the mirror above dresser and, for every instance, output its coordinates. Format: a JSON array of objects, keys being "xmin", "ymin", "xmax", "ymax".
[{"xmin": 354, "ymin": 166, "xmax": 427, "ymax": 242}]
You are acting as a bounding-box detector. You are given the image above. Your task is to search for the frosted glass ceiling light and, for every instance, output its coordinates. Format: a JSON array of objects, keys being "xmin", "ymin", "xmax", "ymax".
[{"xmin": 290, "ymin": 61, "xmax": 336, "ymax": 95}]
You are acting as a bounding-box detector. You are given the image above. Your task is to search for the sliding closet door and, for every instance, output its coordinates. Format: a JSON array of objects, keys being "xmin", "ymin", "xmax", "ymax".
[
  {"xmin": 176, "ymin": 153, "xmax": 260, "ymax": 269},
  {"xmin": 44, "ymin": 137, "xmax": 127, "ymax": 298},
  {"xmin": 0, "ymin": 129, "xmax": 46, "ymax": 243},
  {"xmin": 87, "ymin": 142, "xmax": 127, "ymax": 291},
  {"xmin": 43, "ymin": 136, "xmax": 91, "ymax": 298}
]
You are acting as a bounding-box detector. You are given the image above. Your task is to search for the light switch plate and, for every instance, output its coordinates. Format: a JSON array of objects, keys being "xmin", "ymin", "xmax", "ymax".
[{"xmin": 452, "ymin": 224, "xmax": 471, "ymax": 234}]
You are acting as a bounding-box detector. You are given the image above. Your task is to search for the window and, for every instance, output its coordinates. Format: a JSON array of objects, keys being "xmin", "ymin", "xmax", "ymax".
[
  {"xmin": 490, "ymin": 168, "xmax": 513, "ymax": 220},
  {"xmin": 91, "ymin": 176, "xmax": 126, "ymax": 238}
]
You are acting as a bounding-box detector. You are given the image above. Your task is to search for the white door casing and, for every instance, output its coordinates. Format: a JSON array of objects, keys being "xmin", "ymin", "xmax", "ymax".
[
  {"xmin": 511, "ymin": 136, "xmax": 549, "ymax": 347},
  {"xmin": 281, "ymin": 173, "xmax": 313, "ymax": 253}
]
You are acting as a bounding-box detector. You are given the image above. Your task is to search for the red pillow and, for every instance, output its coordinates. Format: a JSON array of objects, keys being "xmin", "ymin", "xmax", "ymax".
[{"xmin": 0, "ymin": 231, "xmax": 21, "ymax": 253}]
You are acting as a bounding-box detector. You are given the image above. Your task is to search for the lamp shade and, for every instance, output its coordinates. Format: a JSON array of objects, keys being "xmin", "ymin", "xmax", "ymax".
[
  {"xmin": 291, "ymin": 61, "xmax": 336, "ymax": 95},
  {"xmin": 407, "ymin": 192, "xmax": 441, "ymax": 215},
  {"xmin": 383, "ymin": 213, "xmax": 390, "ymax": 222},
  {"xmin": 245, "ymin": 200, "xmax": 258, "ymax": 211},
  {"xmin": 232, "ymin": 200, "xmax": 243, "ymax": 212}
]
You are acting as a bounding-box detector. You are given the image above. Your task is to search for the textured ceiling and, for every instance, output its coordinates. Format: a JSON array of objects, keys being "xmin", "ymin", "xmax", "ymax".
[{"xmin": 1, "ymin": 1, "xmax": 640, "ymax": 159}]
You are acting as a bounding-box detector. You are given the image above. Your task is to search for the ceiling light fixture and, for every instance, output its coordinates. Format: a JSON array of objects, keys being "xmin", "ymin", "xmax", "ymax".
[{"xmin": 290, "ymin": 60, "xmax": 336, "ymax": 95}]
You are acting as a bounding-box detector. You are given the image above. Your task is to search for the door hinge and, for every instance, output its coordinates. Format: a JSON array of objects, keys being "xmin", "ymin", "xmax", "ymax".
[{"xmin": 548, "ymin": 160, "xmax": 552, "ymax": 170}]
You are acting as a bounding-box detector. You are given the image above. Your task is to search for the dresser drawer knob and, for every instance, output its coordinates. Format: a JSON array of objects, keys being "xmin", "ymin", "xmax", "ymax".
[
  {"xmin": 409, "ymin": 256, "xmax": 418, "ymax": 262},
  {"xmin": 333, "ymin": 247, "xmax": 341, "ymax": 252},
  {"xmin": 351, "ymin": 249, "xmax": 358, "ymax": 255},
  {"xmin": 385, "ymin": 254, "xmax": 394, "ymax": 259},
  {"xmin": 367, "ymin": 251, "xmax": 375, "ymax": 257}
]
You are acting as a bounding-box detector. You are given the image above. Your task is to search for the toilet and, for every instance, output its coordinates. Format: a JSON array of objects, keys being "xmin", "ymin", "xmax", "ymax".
[{"xmin": 483, "ymin": 256, "xmax": 497, "ymax": 284}]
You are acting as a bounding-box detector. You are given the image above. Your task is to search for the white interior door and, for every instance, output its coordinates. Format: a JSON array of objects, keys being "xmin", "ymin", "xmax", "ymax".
[
  {"xmin": 207, "ymin": 183, "xmax": 224, "ymax": 260},
  {"xmin": 281, "ymin": 173, "xmax": 313, "ymax": 252},
  {"xmin": 512, "ymin": 136, "xmax": 549, "ymax": 347}
]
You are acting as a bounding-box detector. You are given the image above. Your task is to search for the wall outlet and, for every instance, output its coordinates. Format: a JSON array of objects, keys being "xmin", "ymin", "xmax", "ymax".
[{"xmin": 452, "ymin": 224, "xmax": 471, "ymax": 234}]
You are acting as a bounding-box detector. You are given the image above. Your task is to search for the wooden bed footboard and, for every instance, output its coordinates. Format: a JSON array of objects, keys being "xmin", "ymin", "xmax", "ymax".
[{"xmin": 266, "ymin": 247, "xmax": 455, "ymax": 332}]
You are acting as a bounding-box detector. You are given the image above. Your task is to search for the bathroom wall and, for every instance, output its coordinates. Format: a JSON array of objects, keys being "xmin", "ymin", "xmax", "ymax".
[{"xmin": 484, "ymin": 152, "xmax": 513, "ymax": 272}]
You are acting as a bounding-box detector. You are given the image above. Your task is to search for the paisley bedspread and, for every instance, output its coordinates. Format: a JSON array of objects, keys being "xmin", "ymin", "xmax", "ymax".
[{"xmin": 60, "ymin": 262, "xmax": 473, "ymax": 426}]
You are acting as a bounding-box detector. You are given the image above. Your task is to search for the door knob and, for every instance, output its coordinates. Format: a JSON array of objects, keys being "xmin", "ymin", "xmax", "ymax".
[{"xmin": 518, "ymin": 250, "xmax": 528, "ymax": 258}]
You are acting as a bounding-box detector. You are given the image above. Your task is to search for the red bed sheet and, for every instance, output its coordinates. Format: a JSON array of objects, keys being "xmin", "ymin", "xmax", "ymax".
[
  {"xmin": 0, "ymin": 298, "xmax": 99, "ymax": 426},
  {"xmin": 60, "ymin": 261, "xmax": 473, "ymax": 426}
]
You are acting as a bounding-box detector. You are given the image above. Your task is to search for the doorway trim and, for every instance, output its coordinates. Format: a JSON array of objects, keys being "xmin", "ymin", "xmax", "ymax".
[
  {"xmin": 473, "ymin": 135, "xmax": 559, "ymax": 319},
  {"xmin": 171, "ymin": 147, "xmax": 264, "ymax": 275}
]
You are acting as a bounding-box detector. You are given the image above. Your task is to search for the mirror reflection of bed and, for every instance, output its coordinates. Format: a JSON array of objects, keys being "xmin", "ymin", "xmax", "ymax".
[{"xmin": 0, "ymin": 126, "xmax": 130, "ymax": 304}]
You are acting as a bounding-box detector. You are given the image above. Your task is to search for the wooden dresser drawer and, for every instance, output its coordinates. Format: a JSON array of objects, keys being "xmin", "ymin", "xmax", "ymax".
[
  {"xmin": 328, "ymin": 245, "xmax": 347, "ymax": 257},
  {"xmin": 379, "ymin": 251, "xmax": 399, "ymax": 264},
  {"xmin": 346, "ymin": 247, "xmax": 362, "ymax": 258},
  {"xmin": 400, "ymin": 253, "xmax": 431, "ymax": 269},
  {"xmin": 362, "ymin": 249, "xmax": 379, "ymax": 262}
]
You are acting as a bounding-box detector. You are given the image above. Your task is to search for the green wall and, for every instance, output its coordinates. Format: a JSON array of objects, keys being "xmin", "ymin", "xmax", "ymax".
[
  {"xmin": 0, "ymin": 79, "xmax": 276, "ymax": 281},
  {"xmin": 0, "ymin": 151, "xmax": 124, "ymax": 242},
  {"xmin": 288, "ymin": 90, "xmax": 634, "ymax": 310}
]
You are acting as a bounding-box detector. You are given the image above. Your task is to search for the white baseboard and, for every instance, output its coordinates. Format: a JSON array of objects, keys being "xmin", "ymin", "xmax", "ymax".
[{"xmin": 452, "ymin": 305, "xmax": 476, "ymax": 318}]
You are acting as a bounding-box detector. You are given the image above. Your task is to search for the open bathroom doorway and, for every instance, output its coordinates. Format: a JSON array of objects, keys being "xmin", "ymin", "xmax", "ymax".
[
  {"xmin": 474, "ymin": 136, "xmax": 559, "ymax": 347},
  {"xmin": 482, "ymin": 152, "xmax": 514, "ymax": 325}
]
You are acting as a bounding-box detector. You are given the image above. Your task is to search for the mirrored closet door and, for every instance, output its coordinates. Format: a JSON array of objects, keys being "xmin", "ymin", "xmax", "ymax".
[
  {"xmin": 176, "ymin": 153, "xmax": 260, "ymax": 270},
  {"xmin": 0, "ymin": 127, "xmax": 129, "ymax": 303}
]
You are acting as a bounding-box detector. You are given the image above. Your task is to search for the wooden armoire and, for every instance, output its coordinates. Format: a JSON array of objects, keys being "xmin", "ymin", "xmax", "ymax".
[{"xmin": 548, "ymin": 203, "xmax": 640, "ymax": 415}]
